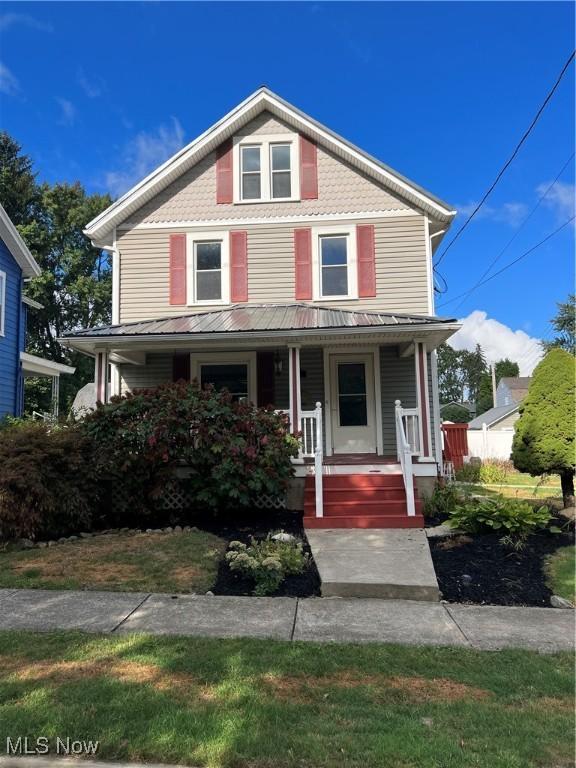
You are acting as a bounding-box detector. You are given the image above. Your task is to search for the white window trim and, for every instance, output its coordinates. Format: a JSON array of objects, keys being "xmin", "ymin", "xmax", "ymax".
[
  {"xmin": 190, "ymin": 351, "xmax": 257, "ymax": 404},
  {"xmin": 185, "ymin": 231, "xmax": 230, "ymax": 307},
  {"xmin": 312, "ymin": 225, "xmax": 358, "ymax": 302},
  {"xmin": 0, "ymin": 271, "xmax": 6, "ymax": 337},
  {"xmin": 233, "ymin": 133, "xmax": 300, "ymax": 204}
]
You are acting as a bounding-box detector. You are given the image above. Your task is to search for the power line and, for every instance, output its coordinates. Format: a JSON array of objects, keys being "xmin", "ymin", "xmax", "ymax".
[
  {"xmin": 437, "ymin": 216, "xmax": 575, "ymax": 309},
  {"xmin": 451, "ymin": 152, "xmax": 575, "ymax": 312},
  {"xmin": 435, "ymin": 49, "xmax": 575, "ymax": 268}
]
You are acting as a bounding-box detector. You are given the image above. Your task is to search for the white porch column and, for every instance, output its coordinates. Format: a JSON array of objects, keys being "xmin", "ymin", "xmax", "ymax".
[
  {"xmin": 51, "ymin": 376, "xmax": 60, "ymax": 419},
  {"xmin": 414, "ymin": 341, "xmax": 433, "ymax": 459},
  {"xmin": 288, "ymin": 345, "xmax": 301, "ymax": 434},
  {"xmin": 94, "ymin": 351, "xmax": 109, "ymax": 404}
]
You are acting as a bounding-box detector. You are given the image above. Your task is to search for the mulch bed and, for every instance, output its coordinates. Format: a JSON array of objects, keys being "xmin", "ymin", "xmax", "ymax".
[
  {"xmin": 181, "ymin": 507, "xmax": 321, "ymax": 598},
  {"xmin": 430, "ymin": 523, "xmax": 574, "ymax": 607}
]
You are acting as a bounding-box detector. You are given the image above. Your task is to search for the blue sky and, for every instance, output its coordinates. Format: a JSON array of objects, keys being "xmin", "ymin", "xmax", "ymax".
[{"xmin": 1, "ymin": 1, "xmax": 574, "ymax": 372}]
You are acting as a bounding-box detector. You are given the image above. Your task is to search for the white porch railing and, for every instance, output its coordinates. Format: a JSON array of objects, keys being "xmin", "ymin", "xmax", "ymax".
[
  {"xmin": 400, "ymin": 407, "xmax": 421, "ymax": 456},
  {"xmin": 395, "ymin": 400, "xmax": 416, "ymax": 517},
  {"xmin": 277, "ymin": 403, "xmax": 324, "ymax": 518}
]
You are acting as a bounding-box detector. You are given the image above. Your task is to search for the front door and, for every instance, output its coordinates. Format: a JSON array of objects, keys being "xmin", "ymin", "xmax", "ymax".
[{"xmin": 330, "ymin": 354, "xmax": 377, "ymax": 454}]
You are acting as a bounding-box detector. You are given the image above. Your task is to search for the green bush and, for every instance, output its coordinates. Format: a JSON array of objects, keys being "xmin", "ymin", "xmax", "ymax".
[
  {"xmin": 81, "ymin": 382, "xmax": 300, "ymax": 523},
  {"xmin": 479, "ymin": 459, "xmax": 515, "ymax": 484},
  {"xmin": 423, "ymin": 483, "xmax": 460, "ymax": 518},
  {"xmin": 226, "ymin": 535, "xmax": 309, "ymax": 595},
  {"xmin": 0, "ymin": 422, "xmax": 99, "ymax": 540},
  {"xmin": 455, "ymin": 463, "xmax": 481, "ymax": 483},
  {"xmin": 448, "ymin": 497, "xmax": 558, "ymax": 541}
]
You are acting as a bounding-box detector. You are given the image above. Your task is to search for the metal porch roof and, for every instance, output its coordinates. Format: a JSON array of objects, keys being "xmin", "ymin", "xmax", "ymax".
[{"xmin": 62, "ymin": 304, "xmax": 457, "ymax": 339}]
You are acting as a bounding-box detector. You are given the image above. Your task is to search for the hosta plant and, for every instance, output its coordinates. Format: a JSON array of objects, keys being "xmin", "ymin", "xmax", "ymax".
[{"xmin": 448, "ymin": 497, "xmax": 559, "ymax": 543}]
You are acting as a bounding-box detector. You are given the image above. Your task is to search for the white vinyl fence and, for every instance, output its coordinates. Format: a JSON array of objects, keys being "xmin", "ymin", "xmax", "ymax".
[{"xmin": 467, "ymin": 426, "xmax": 514, "ymax": 460}]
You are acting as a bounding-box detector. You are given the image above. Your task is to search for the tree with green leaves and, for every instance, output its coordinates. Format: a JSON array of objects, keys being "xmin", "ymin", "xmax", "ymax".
[
  {"xmin": 542, "ymin": 295, "xmax": 575, "ymax": 356},
  {"xmin": 0, "ymin": 132, "xmax": 38, "ymax": 225},
  {"xmin": 440, "ymin": 404, "xmax": 470, "ymax": 423},
  {"xmin": 20, "ymin": 182, "xmax": 112, "ymax": 413},
  {"xmin": 512, "ymin": 349, "xmax": 575, "ymax": 507},
  {"xmin": 495, "ymin": 359, "xmax": 520, "ymax": 382},
  {"xmin": 476, "ymin": 374, "xmax": 494, "ymax": 415},
  {"xmin": 437, "ymin": 343, "xmax": 466, "ymax": 403},
  {"xmin": 460, "ymin": 344, "xmax": 488, "ymax": 404},
  {"xmin": 1, "ymin": 133, "xmax": 112, "ymax": 414}
]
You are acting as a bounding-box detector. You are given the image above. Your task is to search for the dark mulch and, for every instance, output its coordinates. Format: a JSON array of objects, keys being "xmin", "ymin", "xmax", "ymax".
[
  {"xmin": 179, "ymin": 507, "xmax": 321, "ymax": 598},
  {"xmin": 430, "ymin": 523, "xmax": 574, "ymax": 606}
]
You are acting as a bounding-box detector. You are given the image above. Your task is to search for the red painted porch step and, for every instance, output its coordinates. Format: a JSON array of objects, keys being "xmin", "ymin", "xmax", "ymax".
[{"xmin": 303, "ymin": 473, "xmax": 424, "ymax": 529}]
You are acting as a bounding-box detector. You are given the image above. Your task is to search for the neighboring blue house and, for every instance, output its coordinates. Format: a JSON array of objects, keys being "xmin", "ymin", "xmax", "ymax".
[{"xmin": 0, "ymin": 204, "xmax": 74, "ymax": 420}]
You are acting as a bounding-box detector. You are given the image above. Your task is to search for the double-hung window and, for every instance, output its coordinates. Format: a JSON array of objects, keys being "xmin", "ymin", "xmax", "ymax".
[
  {"xmin": 312, "ymin": 227, "xmax": 358, "ymax": 300},
  {"xmin": 234, "ymin": 134, "xmax": 299, "ymax": 203},
  {"xmin": 0, "ymin": 271, "xmax": 5, "ymax": 336},
  {"xmin": 186, "ymin": 232, "xmax": 229, "ymax": 305}
]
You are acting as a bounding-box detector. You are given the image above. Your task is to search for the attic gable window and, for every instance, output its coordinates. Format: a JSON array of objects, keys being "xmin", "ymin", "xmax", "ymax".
[{"xmin": 233, "ymin": 133, "xmax": 300, "ymax": 203}]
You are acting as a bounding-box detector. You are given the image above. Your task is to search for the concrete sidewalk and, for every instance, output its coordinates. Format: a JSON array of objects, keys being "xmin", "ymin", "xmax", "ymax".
[{"xmin": 0, "ymin": 588, "xmax": 572, "ymax": 652}]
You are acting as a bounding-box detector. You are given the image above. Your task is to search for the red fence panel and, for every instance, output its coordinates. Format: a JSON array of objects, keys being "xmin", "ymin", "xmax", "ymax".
[{"xmin": 442, "ymin": 423, "xmax": 469, "ymax": 470}]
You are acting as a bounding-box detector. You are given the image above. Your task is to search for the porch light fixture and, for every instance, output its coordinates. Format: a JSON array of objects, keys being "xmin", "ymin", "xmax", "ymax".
[{"xmin": 274, "ymin": 350, "xmax": 283, "ymax": 376}]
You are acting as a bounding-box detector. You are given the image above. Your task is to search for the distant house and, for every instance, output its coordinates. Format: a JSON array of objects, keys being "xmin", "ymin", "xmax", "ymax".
[
  {"xmin": 0, "ymin": 205, "xmax": 75, "ymax": 420},
  {"xmin": 495, "ymin": 376, "xmax": 531, "ymax": 407},
  {"xmin": 440, "ymin": 401, "xmax": 476, "ymax": 420},
  {"xmin": 468, "ymin": 377, "xmax": 532, "ymax": 460}
]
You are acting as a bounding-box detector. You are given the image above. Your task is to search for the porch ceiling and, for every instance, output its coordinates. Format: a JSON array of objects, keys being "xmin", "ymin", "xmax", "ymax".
[{"xmin": 59, "ymin": 303, "xmax": 459, "ymax": 357}]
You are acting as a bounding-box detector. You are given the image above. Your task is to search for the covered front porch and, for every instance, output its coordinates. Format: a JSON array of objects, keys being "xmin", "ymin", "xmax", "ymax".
[{"xmin": 60, "ymin": 304, "xmax": 459, "ymax": 526}]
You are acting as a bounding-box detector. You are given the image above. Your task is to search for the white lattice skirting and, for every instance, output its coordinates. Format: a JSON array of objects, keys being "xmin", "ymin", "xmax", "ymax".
[{"xmin": 156, "ymin": 481, "xmax": 286, "ymax": 510}]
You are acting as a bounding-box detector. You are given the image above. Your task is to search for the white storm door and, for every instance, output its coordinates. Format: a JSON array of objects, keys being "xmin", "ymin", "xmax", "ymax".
[{"xmin": 330, "ymin": 354, "xmax": 376, "ymax": 454}]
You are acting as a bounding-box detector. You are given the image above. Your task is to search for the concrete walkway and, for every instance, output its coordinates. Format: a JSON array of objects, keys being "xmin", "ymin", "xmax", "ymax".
[
  {"xmin": 0, "ymin": 588, "xmax": 573, "ymax": 652},
  {"xmin": 306, "ymin": 528, "xmax": 440, "ymax": 600}
]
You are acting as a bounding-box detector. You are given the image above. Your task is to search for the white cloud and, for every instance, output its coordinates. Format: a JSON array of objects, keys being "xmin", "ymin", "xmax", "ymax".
[
  {"xmin": 0, "ymin": 62, "xmax": 19, "ymax": 95},
  {"xmin": 56, "ymin": 97, "xmax": 77, "ymax": 126},
  {"xmin": 449, "ymin": 310, "xmax": 543, "ymax": 375},
  {"xmin": 455, "ymin": 201, "xmax": 529, "ymax": 227},
  {"xmin": 104, "ymin": 118, "xmax": 185, "ymax": 198},
  {"xmin": 77, "ymin": 68, "xmax": 105, "ymax": 99},
  {"xmin": 0, "ymin": 13, "xmax": 53, "ymax": 32},
  {"xmin": 536, "ymin": 180, "xmax": 575, "ymax": 221}
]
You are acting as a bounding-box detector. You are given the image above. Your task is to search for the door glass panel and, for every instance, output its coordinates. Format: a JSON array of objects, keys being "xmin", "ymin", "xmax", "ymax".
[
  {"xmin": 200, "ymin": 363, "xmax": 248, "ymax": 402},
  {"xmin": 338, "ymin": 363, "xmax": 368, "ymax": 426}
]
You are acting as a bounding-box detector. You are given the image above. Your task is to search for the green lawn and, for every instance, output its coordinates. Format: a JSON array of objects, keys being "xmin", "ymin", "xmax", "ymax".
[
  {"xmin": 545, "ymin": 546, "xmax": 575, "ymax": 603},
  {"xmin": 0, "ymin": 631, "xmax": 573, "ymax": 768},
  {"xmin": 457, "ymin": 482, "xmax": 564, "ymax": 508},
  {"xmin": 0, "ymin": 531, "xmax": 226, "ymax": 593}
]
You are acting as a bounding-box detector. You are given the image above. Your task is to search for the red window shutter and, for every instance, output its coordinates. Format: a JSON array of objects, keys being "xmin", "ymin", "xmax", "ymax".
[
  {"xmin": 172, "ymin": 353, "xmax": 190, "ymax": 382},
  {"xmin": 230, "ymin": 230, "xmax": 248, "ymax": 303},
  {"xmin": 169, "ymin": 233, "xmax": 187, "ymax": 305},
  {"xmin": 300, "ymin": 136, "xmax": 318, "ymax": 200},
  {"xmin": 294, "ymin": 228, "xmax": 313, "ymax": 300},
  {"xmin": 257, "ymin": 350, "xmax": 275, "ymax": 407},
  {"xmin": 216, "ymin": 140, "xmax": 233, "ymax": 204},
  {"xmin": 357, "ymin": 224, "xmax": 376, "ymax": 298}
]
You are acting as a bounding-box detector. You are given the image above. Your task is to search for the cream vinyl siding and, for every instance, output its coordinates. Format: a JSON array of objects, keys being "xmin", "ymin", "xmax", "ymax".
[
  {"xmin": 490, "ymin": 411, "xmax": 519, "ymax": 430},
  {"xmin": 117, "ymin": 215, "xmax": 428, "ymax": 323},
  {"xmin": 126, "ymin": 112, "xmax": 412, "ymax": 226},
  {"xmin": 379, "ymin": 346, "xmax": 417, "ymax": 455},
  {"xmin": 119, "ymin": 354, "xmax": 172, "ymax": 394}
]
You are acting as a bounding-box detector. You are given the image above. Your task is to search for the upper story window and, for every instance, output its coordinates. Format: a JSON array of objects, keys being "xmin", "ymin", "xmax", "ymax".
[
  {"xmin": 234, "ymin": 133, "xmax": 299, "ymax": 203},
  {"xmin": 312, "ymin": 226, "xmax": 358, "ymax": 301},
  {"xmin": 186, "ymin": 232, "xmax": 229, "ymax": 306},
  {"xmin": 0, "ymin": 271, "xmax": 5, "ymax": 336}
]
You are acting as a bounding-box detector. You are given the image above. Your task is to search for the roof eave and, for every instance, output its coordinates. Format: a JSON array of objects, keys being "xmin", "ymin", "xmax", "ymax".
[{"xmin": 0, "ymin": 205, "xmax": 41, "ymax": 278}]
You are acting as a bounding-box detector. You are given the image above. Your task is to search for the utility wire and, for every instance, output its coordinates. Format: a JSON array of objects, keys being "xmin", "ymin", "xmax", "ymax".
[
  {"xmin": 437, "ymin": 216, "xmax": 575, "ymax": 309},
  {"xmin": 434, "ymin": 49, "xmax": 575, "ymax": 268},
  {"xmin": 451, "ymin": 152, "xmax": 575, "ymax": 312}
]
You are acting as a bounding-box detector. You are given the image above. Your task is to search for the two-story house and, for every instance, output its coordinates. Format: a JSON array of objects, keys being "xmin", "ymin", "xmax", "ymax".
[
  {"xmin": 61, "ymin": 88, "xmax": 460, "ymax": 527},
  {"xmin": 0, "ymin": 204, "xmax": 75, "ymax": 420}
]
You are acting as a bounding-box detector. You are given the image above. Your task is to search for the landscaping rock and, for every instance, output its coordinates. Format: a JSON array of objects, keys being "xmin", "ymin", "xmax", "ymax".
[
  {"xmin": 164, "ymin": 527, "xmax": 173, "ymax": 533},
  {"xmin": 15, "ymin": 539, "xmax": 36, "ymax": 550},
  {"xmin": 67, "ymin": 536, "xmax": 78, "ymax": 541},
  {"xmin": 145, "ymin": 528, "xmax": 153, "ymax": 533},
  {"xmin": 183, "ymin": 526, "xmax": 191, "ymax": 532},
  {"xmin": 271, "ymin": 532, "xmax": 295, "ymax": 542},
  {"xmin": 79, "ymin": 532, "xmax": 93, "ymax": 539},
  {"xmin": 47, "ymin": 541, "xmax": 57, "ymax": 547},
  {"xmin": 58, "ymin": 537, "xmax": 67, "ymax": 544},
  {"xmin": 37, "ymin": 542, "xmax": 48, "ymax": 548},
  {"xmin": 551, "ymin": 595, "xmax": 574, "ymax": 609},
  {"xmin": 174, "ymin": 525, "xmax": 182, "ymax": 532},
  {"xmin": 425, "ymin": 524, "xmax": 461, "ymax": 539},
  {"xmin": 205, "ymin": 591, "xmax": 214, "ymax": 597}
]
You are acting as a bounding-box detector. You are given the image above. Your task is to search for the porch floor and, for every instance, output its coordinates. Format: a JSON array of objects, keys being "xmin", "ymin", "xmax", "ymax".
[
  {"xmin": 305, "ymin": 528, "xmax": 440, "ymax": 600},
  {"xmin": 304, "ymin": 454, "xmax": 399, "ymax": 465}
]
